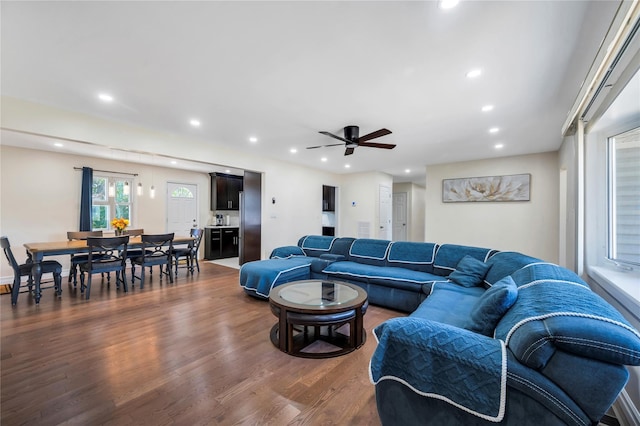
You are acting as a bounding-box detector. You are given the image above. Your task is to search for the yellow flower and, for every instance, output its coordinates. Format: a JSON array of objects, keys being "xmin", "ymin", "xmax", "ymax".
[{"xmin": 111, "ymin": 217, "xmax": 130, "ymax": 231}]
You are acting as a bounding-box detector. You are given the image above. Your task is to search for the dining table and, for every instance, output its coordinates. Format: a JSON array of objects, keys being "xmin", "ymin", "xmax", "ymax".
[{"xmin": 23, "ymin": 235, "xmax": 194, "ymax": 304}]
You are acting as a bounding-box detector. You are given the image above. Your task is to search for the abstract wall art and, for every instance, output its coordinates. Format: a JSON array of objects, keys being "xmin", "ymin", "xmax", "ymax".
[{"xmin": 442, "ymin": 174, "xmax": 531, "ymax": 202}]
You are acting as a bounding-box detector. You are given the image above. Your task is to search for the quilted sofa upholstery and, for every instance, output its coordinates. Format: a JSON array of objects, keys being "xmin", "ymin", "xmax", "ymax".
[{"xmin": 240, "ymin": 236, "xmax": 640, "ymax": 425}]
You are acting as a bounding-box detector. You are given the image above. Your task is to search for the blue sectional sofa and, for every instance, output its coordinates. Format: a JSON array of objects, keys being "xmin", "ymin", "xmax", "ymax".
[{"xmin": 239, "ymin": 236, "xmax": 640, "ymax": 425}]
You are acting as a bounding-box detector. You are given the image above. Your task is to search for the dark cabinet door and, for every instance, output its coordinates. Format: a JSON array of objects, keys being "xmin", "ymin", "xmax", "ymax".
[
  {"xmin": 227, "ymin": 176, "xmax": 243, "ymax": 210},
  {"xmin": 322, "ymin": 185, "xmax": 336, "ymax": 211},
  {"xmin": 211, "ymin": 173, "xmax": 243, "ymax": 211},
  {"xmin": 215, "ymin": 176, "xmax": 229, "ymax": 210},
  {"xmin": 205, "ymin": 228, "xmax": 222, "ymax": 260},
  {"xmin": 221, "ymin": 228, "xmax": 239, "ymax": 258}
]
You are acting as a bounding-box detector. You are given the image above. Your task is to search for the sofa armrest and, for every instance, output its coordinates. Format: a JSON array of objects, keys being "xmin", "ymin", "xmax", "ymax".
[
  {"xmin": 319, "ymin": 254, "xmax": 345, "ymax": 262},
  {"xmin": 270, "ymin": 246, "xmax": 305, "ymax": 259},
  {"xmin": 370, "ymin": 317, "xmax": 507, "ymax": 421},
  {"xmin": 311, "ymin": 255, "xmax": 344, "ymax": 274}
]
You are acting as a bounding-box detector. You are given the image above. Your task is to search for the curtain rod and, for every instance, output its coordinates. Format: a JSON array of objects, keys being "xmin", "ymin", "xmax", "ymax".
[{"xmin": 74, "ymin": 167, "xmax": 138, "ymax": 177}]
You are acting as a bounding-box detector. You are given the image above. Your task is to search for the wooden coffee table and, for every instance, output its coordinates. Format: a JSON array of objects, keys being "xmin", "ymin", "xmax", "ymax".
[{"xmin": 269, "ymin": 280, "xmax": 368, "ymax": 358}]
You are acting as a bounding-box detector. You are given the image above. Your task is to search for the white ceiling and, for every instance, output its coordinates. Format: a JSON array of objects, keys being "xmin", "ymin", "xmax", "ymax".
[{"xmin": 0, "ymin": 1, "xmax": 622, "ymax": 183}]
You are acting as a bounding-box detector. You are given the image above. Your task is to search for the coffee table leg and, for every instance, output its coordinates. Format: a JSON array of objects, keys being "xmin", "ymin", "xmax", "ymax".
[
  {"xmin": 279, "ymin": 307, "xmax": 288, "ymax": 352},
  {"xmin": 354, "ymin": 308, "xmax": 364, "ymax": 348}
]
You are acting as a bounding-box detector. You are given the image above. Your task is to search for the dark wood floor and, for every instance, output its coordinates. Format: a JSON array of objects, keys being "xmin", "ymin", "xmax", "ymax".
[{"xmin": 1, "ymin": 262, "xmax": 400, "ymax": 425}]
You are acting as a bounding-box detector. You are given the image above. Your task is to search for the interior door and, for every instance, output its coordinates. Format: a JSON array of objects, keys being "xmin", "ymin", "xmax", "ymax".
[
  {"xmin": 378, "ymin": 185, "xmax": 392, "ymax": 240},
  {"xmin": 167, "ymin": 182, "xmax": 198, "ymax": 236},
  {"xmin": 393, "ymin": 192, "xmax": 408, "ymax": 241},
  {"xmin": 240, "ymin": 170, "xmax": 262, "ymax": 264}
]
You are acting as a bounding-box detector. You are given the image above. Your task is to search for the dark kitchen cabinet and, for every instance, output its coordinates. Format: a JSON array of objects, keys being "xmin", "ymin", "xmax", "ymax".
[
  {"xmin": 322, "ymin": 185, "xmax": 336, "ymax": 212},
  {"xmin": 205, "ymin": 227, "xmax": 239, "ymax": 259},
  {"xmin": 205, "ymin": 228, "xmax": 222, "ymax": 260},
  {"xmin": 221, "ymin": 228, "xmax": 239, "ymax": 258},
  {"xmin": 210, "ymin": 173, "xmax": 243, "ymax": 211}
]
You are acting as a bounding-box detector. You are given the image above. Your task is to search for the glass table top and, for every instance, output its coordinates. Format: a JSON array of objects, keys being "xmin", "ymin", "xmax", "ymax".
[{"xmin": 277, "ymin": 281, "xmax": 360, "ymax": 307}]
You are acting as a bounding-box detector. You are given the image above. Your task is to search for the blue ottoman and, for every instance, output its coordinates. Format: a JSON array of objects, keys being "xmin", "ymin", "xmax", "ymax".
[{"xmin": 240, "ymin": 257, "xmax": 313, "ymax": 299}]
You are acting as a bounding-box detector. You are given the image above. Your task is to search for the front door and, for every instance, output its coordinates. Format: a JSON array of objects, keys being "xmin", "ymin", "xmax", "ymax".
[{"xmin": 167, "ymin": 182, "xmax": 198, "ymax": 236}]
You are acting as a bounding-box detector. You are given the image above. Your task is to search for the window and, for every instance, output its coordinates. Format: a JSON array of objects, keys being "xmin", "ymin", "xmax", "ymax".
[
  {"xmin": 92, "ymin": 176, "xmax": 133, "ymax": 230},
  {"xmin": 171, "ymin": 186, "xmax": 194, "ymax": 198},
  {"xmin": 607, "ymin": 127, "xmax": 640, "ymax": 267}
]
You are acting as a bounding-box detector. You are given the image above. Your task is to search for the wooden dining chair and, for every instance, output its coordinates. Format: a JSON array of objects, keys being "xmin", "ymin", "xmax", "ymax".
[
  {"xmin": 79, "ymin": 236, "xmax": 129, "ymax": 300},
  {"xmin": 1, "ymin": 236, "xmax": 63, "ymax": 305},
  {"xmin": 130, "ymin": 233, "xmax": 174, "ymax": 289},
  {"xmin": 172, "ymin": 228, "xmax": 203, "ymax": 276},
  {"xmin": 121, "ymin": 228, "xmax": 145, "ymax": 265},
  {"xmin": 67, "ymin": 230, "xmax": 103, "ymax": 286}
]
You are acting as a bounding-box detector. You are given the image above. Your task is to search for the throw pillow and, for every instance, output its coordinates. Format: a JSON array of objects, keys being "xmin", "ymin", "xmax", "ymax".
[
  {"xmin": 448, "ymin": 255, "xmax": 490, "ymax": 287},
  {"xmin": 464, "ymin": 276, "xmax": 519, "ymax": 337}
]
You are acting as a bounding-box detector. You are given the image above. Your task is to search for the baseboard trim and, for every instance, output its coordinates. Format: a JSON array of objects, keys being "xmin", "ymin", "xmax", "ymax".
[{"xmin": 612, "ymin": 388, "xmax": 640, "ymax": 426}]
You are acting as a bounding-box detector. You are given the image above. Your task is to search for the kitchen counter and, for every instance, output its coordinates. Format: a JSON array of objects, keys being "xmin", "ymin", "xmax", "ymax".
[{"xmin": 205, "ymin": 225, "xmax": 239, "ymax": 229}]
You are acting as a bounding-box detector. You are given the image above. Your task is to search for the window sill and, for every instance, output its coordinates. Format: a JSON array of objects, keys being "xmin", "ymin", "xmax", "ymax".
[{"xmin": 587, "ymin": 265, "xmax": 640, "ymax": 322}]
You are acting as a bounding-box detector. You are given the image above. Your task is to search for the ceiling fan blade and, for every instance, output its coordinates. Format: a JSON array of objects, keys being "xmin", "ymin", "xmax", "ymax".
[
  {"xmin": 358, "ymin": 128, "xmax": 392, "ymax": 143},
  {"xmin": 345, "ymin": 147, "xmax": 355, "ymax": 156},
  {"xmin": 306, "ymin": 143, "xmax": 344, "ymax": 149},
  {"xmin": 358, "ymin": 142, "xmax": 396, "ymax": 149},
  {"xmin": 319, "ymin": 131, "xmax": 350, "ymax": 144}
]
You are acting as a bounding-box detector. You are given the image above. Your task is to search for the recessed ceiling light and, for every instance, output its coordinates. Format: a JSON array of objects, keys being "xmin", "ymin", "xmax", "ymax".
[
  {"xmin": 170, "ymin": 160, "xmax": 177, "ymax": 165},
  {"xmin": 489, "ymin": 127, "xmax": 500, "ymax": 134},
  {"xmin": 438, "ymin": 0, "xmax": 459, "ymax": 10},
  {"xmin": 466, "ymin": 69, "xmax": 482, "ymax": 79},
  {"xmin": 225, "ymin": 169, "xmax": 231, "ymax": 173},
  {"xmin": 249, "ymin": 136, "xmax": 258, "ymax": 143},
  {"xmin": 495, "ymin": 143, "xmax": 504, "ymax": 149},
  {"xmin": 405, "ymin": 169, "xmax": 411, "ymax": 174},
  {"xmin": 345, "ymin": 164, "xmax": 351, "ymax": 169},
  {"xmin": 189, "ymin": 119, "xmax": 201, "ymax": 127},
  {"xmin": 54, "ymin": 142, "xmax": 64, "ymax": 148},
  {"xmin": 481, "ymin": 105, "xmax": 494, "ymax": 112},
  {"xmin": 98, "ymin": 93, "xmax": 114, "ymax": 102},
  {"xmin": 290, "ymin": 148, "xmax": 297, "ymax": 154},
  {"xmin": 321, "ymin": 157, "xmax": 328, "ymax": 162}
]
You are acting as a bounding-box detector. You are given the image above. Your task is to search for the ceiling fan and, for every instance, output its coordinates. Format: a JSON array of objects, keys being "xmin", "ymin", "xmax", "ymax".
[{"xmin": 307, "ymin": 125, "xmax": 396, "ymax": 156}]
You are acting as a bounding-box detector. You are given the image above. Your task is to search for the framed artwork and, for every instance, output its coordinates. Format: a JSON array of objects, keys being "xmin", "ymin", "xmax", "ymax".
[{"xmin": 442, "ymin": 173, "xmax": 531, "ymax": 202}]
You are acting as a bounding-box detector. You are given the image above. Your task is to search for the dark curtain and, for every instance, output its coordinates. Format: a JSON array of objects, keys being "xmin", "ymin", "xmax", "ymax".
[{"xmin": 79, "ymin": 167, "xmax": 93, "ymax": 231}]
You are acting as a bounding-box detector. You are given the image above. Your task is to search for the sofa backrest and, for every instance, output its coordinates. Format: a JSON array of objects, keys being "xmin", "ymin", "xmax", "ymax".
[
  {"xmin": 483, "ymin": 251, "xmax": 544, "ymax": 285},
  {"xmin": 386, "ymin": 241, "xmax": 438, "ymax": 273},
  {"xmin": 348, "ymin": 239, "xmax": 391, "ymax": 266},
  {"xmin": 432, "ymin": 244, "xmax": 499, "ymax": 277},
  {"xmin": 297, "ymin": 235, "xmax": 337, "ymax": 257},
  {"xmin": 330, "ymin": 237, "xmax": 356, "ymax": 257}
]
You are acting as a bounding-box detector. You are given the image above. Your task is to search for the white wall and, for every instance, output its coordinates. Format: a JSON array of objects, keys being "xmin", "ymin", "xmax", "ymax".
[
  {"xmin": 424, "ymin": 152, "xmax": 559, "ymax": 262},
  {"xmin": 393, "ymin": 182, "xmax": 426, "ymax": 242},
  {"xmin": 0, "ymin": 145, "xmax": 211, "ymax": 278},
  {"xmin": 339, "ymin": 171, "xmax": 393, "ymax": 239}
]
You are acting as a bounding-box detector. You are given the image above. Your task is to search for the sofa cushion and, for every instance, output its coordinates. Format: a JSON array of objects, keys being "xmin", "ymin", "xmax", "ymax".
[
  {"xmin": 464, "ymin": 276, "xmax": 518, "ymax": 336},
  {"xmin": 386, "ymin": 241, "xmax": 438, "ymax": 273},
  {"xmin": 348, "ymin": 239, "xmax": 391, "ymax": 266},
  {"xmin": 323, "ymin": 261, "xmax": 440, "ymax": 292},
  {"xmin": 433, "ymin": 244, "xmax": 498, "ymax": 276},
  {"xmin": 411, "ymin": 282, "xmax": 485, "ymax": 328},
  {"xmin": 448, "ymin": 255, "xmax": 490, "ymax": 287}
]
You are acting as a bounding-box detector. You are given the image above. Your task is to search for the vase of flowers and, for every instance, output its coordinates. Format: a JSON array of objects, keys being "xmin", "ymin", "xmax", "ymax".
[{"xmin": 111, "ymin": 217, "xmax": 130, "ymax": 236}]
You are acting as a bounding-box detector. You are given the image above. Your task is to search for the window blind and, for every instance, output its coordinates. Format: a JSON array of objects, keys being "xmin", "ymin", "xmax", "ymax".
[{"xmin": 609, "ymin": 127, "xmax": 640, "ymax": 266}]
